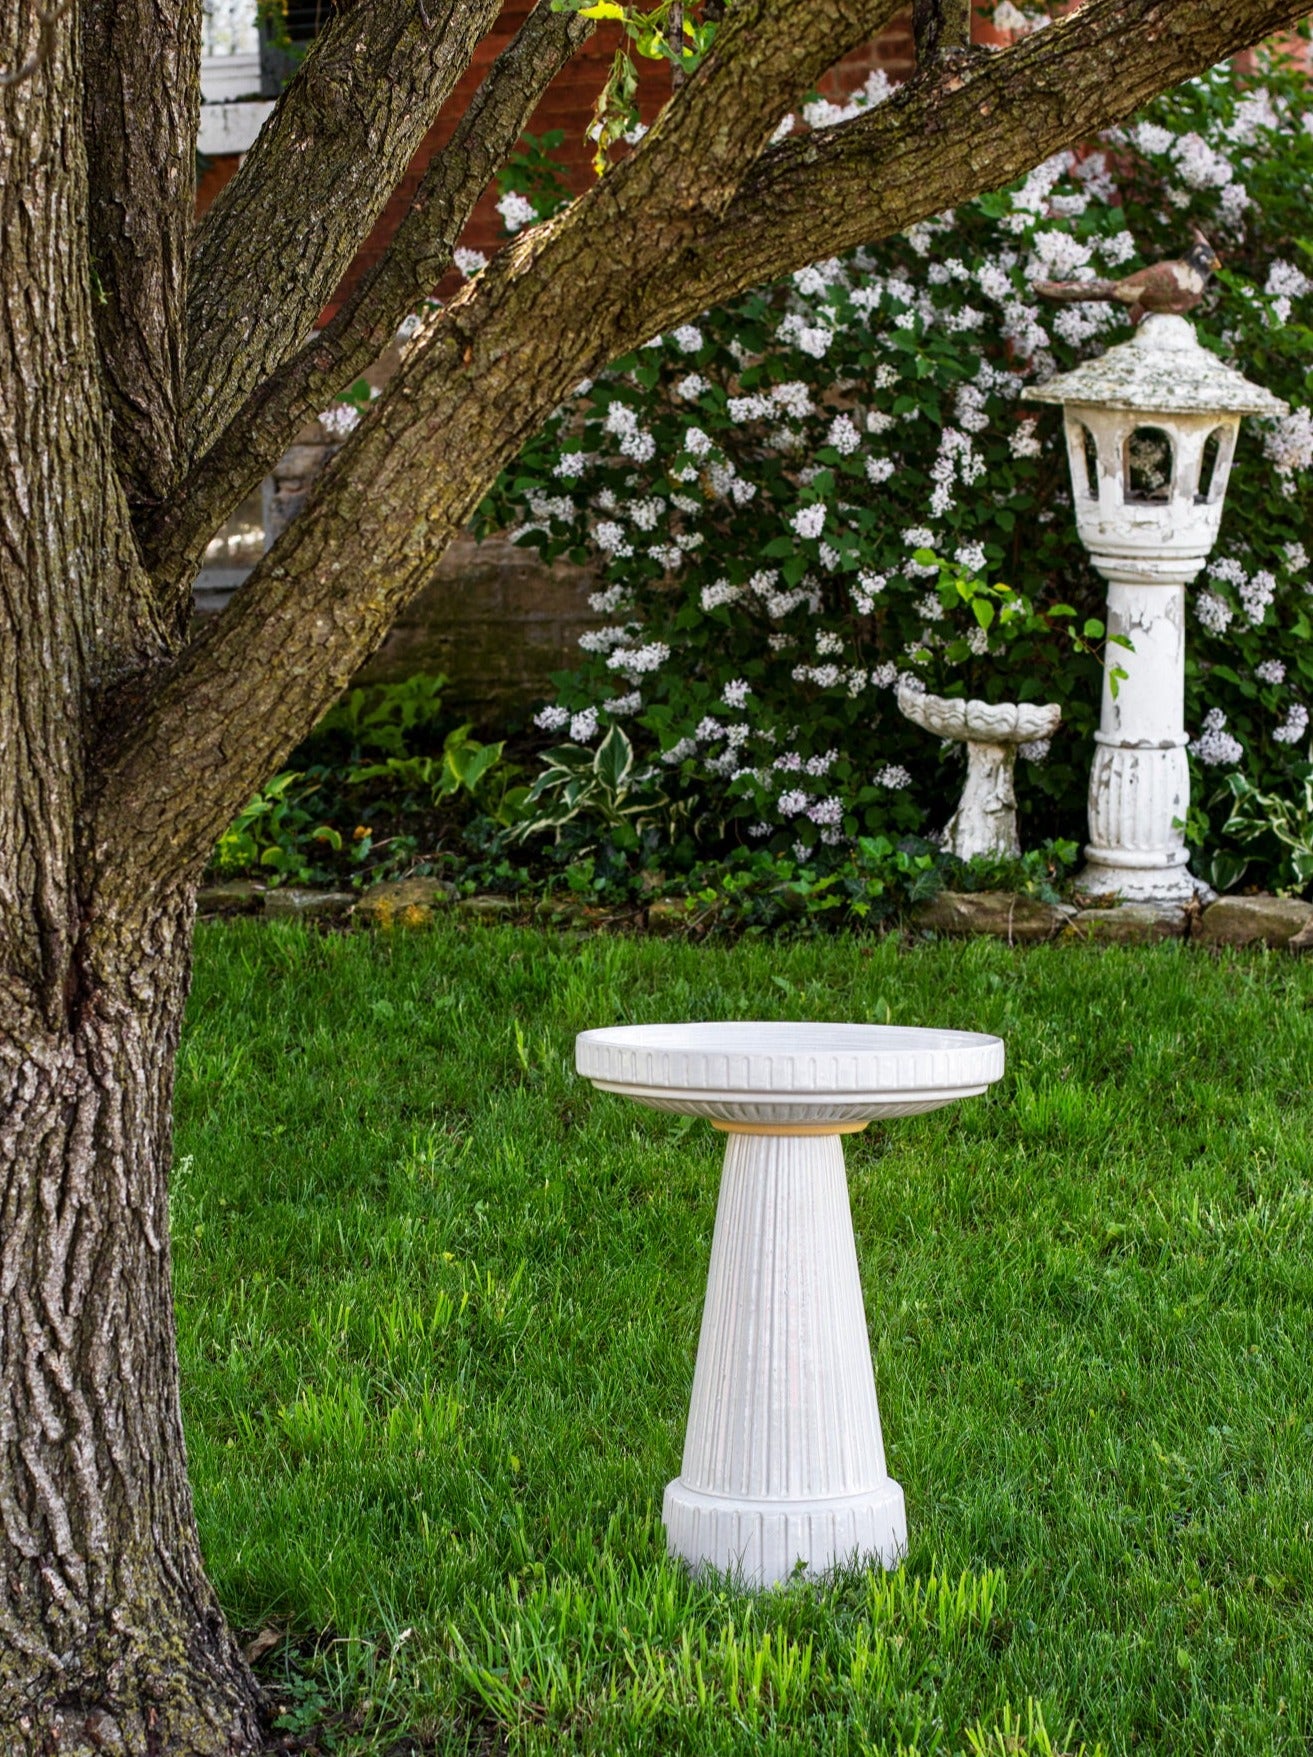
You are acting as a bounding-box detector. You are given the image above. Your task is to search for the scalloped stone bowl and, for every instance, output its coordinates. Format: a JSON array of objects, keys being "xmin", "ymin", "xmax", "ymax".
[
  {"xmin": 896, "ymin": 690, "xmax": 1062, "ymax": 748},
  {"xmin": 576, "ymin": 1021, "xmax": 1005, "ymax": 1586}
]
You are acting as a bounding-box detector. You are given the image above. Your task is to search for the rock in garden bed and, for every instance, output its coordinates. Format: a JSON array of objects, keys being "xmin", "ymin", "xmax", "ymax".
[
  {"xmin": 354, "ymin": 877, "xmax": 457, "ymax": 927},
  {"xmin": 1196, "ymin": 894, "xmax": 1313, "ymax": 950},
  {"xmin": 1068, "ymin": 903, "xmax": 1188, "ymax": 944},
  {"xmin": 911, "ymin": 891, "xmax": 1074, "ymax": 943},
  {"xmin": 196, "ymin": 879, "xmax": 265, "ymax": 915},
  {"xmin": 262, "ymin": 887, "xmax": 355, "ymax": 919},
  {"xmin": 456, "ymin": 895, "xmax": 521, "ymax": 922}
]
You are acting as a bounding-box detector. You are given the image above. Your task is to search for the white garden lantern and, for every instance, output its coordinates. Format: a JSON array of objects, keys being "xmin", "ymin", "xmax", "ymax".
[
  {"xmin": 1026, "ymin": 313, "xmax": 1285, "ymax": 901},
  {"xmin": 576, "ymin": 1021, "xmax": 1004, "ymax": 1586}
]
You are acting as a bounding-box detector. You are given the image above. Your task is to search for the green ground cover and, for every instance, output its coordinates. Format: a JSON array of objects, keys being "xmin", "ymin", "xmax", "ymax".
[{"xmin": 176, "ymin": 923, "xmax": 1313, "ymax": 1755}]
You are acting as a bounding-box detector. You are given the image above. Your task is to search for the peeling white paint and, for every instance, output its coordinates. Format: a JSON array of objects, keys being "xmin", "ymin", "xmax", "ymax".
[
  {"xmin": 897, "ymin": 689, "xmax": 1062, "ymax": 861},
  {"xmin": 1026, "ymin": 316, "xmax": 1285, "ymax": 901}
]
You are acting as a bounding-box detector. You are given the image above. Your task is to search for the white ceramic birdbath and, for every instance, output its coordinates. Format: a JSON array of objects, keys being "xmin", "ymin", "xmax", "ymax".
[
  {"xmin": 575, "ymin": 1021, "xmax": 1005, "ymax": 1586},
  {"xmin": 897, "ymin": 688, "xmax": 1063, "ymax": 861}
]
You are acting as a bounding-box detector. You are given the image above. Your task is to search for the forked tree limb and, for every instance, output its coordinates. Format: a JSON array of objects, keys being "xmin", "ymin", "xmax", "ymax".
[
  {"xmin": 549, "ymin": 0, "xmax": 905, "ymax": 223},
  {"xmin": 153, "ymin": 0, "xmax": 900, "ymax": 589},
  {"xmin": 183, "ymin": 0, "xmax": 505, "ymax": 463},
  {"xmin": 92, "ymin": 0, "xmax": 1310, "ymax": 911},
  {"xmin": 614, "ymin": 0, "xmax": 1310, "ymax": 331},
  {"xmin": 141, "ymin": 0, "xmax": 596, "ymax": 596},
  {"xmin": 81, "ymin": 0, "xmax": 201, "ymax": 517}
]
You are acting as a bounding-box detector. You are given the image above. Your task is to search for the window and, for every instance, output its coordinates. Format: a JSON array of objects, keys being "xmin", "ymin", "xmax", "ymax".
[
  {"xmin": 201, "ymin": 1, "xmax": 259, "ymax": 102},
  {"xmin": 201, "ymin": 1, "xmax": 333, "ymax": 105}
]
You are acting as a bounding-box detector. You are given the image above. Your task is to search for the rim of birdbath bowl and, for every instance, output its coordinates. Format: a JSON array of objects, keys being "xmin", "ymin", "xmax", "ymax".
[
  {"xmin": 896, "ymin": 689, "xmax": 1062, "ymax": 746},
  {"xmin": 575, "ymin": 1021, "xmax": 1005, "ymax": 1127}
]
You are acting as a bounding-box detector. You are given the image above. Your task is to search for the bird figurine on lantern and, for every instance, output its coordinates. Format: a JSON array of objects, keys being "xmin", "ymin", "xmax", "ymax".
[{"xmin": 1034, "ymin": 228, "xmax": 1221, "ymax": 323}]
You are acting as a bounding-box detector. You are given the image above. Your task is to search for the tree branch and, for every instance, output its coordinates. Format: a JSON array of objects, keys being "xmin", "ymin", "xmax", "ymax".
[
  {"xmin": 81, "ymin": 0, "xmax": 200, "ymax": 521},
  {"xmin": 145, "ymin": 0, "xmax": 894, "ymax": 591},
  {"xmin": 1, "ymin": 0, "xmax": 166, "ymax": 1000},
  {"xmin": 913, "ymin": 0, "xmax": 972, "ymax": 65},
  {"xmin": 183, "ymin": 0, "xmax": 503, "ymax": 466},
  {"xmin": 606, "ymin": 0, "xmax": 903, "ymax": 227},
  {"xmin": 141, "ymin": 0, "xmax": 595, "ymax": 596},
  {"xmin": 93, "ymin": 0, "xmax": 1306, "ymax": 896},
  {"xmin": 630, "ymin": 0, "xmax": 1311, "ymax": 327}
]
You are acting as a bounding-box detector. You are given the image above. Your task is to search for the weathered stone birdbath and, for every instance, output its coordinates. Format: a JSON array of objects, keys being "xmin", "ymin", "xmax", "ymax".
[
  {"xmin": 1026, "ymin": 313, "xmax": 1285, "ymax": 901},
  {"xmin": 897, "ymin": 688, "xmax": 1063, "ymax": 860},
  {"xmin": 575, "ymin": 1021, "xmax": 1005, "ymax": 1586}
]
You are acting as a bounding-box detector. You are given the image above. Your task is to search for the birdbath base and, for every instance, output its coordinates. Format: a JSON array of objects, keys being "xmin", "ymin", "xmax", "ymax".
[
  {"xmin": 575, "ymin": 1023, "xmax": 1005, "ymax": 1588},
  {"xmin": 662, "ymin": 1126, "xmax": 907, "ymax": 1584}
]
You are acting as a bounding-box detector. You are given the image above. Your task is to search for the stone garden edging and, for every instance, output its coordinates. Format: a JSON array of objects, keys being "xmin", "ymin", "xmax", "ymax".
[{"xmin": 196, "ymin": 877, "xmax": 1313, "ymax": 951}]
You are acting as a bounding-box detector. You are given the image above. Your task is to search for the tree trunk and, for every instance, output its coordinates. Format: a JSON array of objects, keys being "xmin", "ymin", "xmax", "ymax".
[
  {"xmin": 0, "ymin": 907, "xmax": 265, "ymax": 1755},
  {"xmin": 2, "ymin": 8, "xmax": 261, "ymax": 1740}
]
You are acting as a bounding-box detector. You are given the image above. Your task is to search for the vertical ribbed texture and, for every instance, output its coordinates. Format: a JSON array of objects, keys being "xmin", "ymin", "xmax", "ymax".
[
  {"xmin": 1087, "ymin": 743, "xmax": 1189, "ymax": 858},
  {"xmin": 681, "ymin": 1132, "xmax": 887, "ymax": 1501}
]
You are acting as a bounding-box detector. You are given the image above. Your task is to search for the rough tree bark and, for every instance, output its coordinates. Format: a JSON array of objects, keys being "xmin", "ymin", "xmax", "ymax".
[
  {"xmin": 1, "ymin": 4, "xmax": 261, "ymax": 1752},
  {"xmin": 1, "ymin": 0, "xmax": 1307, "ymax": 1749},
  {"xmin": 913, "ymin": 0, "xmax": 972, "ymax": 63}
]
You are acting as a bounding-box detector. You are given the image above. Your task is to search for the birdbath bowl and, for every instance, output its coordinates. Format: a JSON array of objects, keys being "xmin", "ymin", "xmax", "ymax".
[
  {"xmin": 576, "ymin": 1021, "xmax": 1005, "ymax": 1586},
  {"xmin": 897, "ymin": 688, "xmax": 1062, "ymax": 861}
]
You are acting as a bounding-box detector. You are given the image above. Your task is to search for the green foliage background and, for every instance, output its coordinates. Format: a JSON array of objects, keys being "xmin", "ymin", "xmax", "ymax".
[{"xmin": 484, "ymin": 52, "xmax": 1313, "ymax": 892}]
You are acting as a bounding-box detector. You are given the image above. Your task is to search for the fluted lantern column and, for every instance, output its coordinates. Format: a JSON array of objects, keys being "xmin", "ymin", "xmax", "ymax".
[
  {"xmin": 1026, "ymin": 315, "xmax": 1285, "ymax": 902},
  {"xmin": 575, "ymin": 1021, "xmax": 1005, "ymax": 1586},
  {"xmin": 1084, "ymin": 562, "xmax": 1192, "ymax": 894}
]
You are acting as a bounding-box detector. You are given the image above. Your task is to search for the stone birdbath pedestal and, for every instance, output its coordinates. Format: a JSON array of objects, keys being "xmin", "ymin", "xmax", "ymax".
[
  {"xmin": 575, "ymin": 1021, "xmax": 1004, "ymax": 1586},
  {"xmin": 1025, "ymin": 313, "xmax": 1285, "ymax": 901},
  {"xmin": 896, "ymin": 688, "xmax": 1062, "ymax": 860}
]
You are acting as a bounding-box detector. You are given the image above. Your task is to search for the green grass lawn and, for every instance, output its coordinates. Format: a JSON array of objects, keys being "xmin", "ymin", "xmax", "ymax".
[{"xmin": 175, "ymin": 922, "xmax": 1313, "ymax": 1755}]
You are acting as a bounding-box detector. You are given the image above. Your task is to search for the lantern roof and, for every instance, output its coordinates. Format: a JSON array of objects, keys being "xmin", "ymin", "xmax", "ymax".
[{"xmin": 1024, "ymin": 313, "xmax": 1286, "ymax": 418}]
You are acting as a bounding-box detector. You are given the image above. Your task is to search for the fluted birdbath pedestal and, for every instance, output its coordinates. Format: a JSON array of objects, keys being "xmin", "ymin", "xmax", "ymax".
[
  {"xmin": 1025, "ymin": 314, "xmax": 1285, "ymax": 901},
  {"xmin": 575, "ymin": 1021, "xmax": 1004, "ymax": 1586},
  {"xmin": 897, "ymin": 689, "xmax": 1062, "ymax": 860}
]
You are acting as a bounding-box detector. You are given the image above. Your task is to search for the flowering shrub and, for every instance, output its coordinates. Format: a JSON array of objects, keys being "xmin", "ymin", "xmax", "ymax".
[{"xmin": 482, "ymin": 45, "xmax": 1313, "ymax": 888}]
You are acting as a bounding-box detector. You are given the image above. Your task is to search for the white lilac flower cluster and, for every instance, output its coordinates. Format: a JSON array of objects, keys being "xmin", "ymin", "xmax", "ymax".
[
  {"xmin": 1190, "ymin": 709, "xmax": 1243, "ymax": 767},
  {"xmin": 1264, "ymin": 408, "xmax": 1313, "ymax": 486},
  {"xmin": 1263, "ymin": 259, "xmax": 1312, "ymax": 327},
  {"xmin": 1272, "ymin": 703, "xmax": 1310, "ymax": 746},
  {"xmin": 318, "ymin": 403, "xmax": 361, "ymax": 440},
  {"xmin": 501, "ymin": 57, "xmax": 1313, "ymax": 869},
  {"xmin": 496, "ymin": 192, "xmax": 536, "ymax": 234},
  {"xmin": 1208, "ymin": 557, "xmax": 1278, "ymax": 627},
  {"xmin": 453, "ymin": 249, "xmax": 487, "ymax": 279}
]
